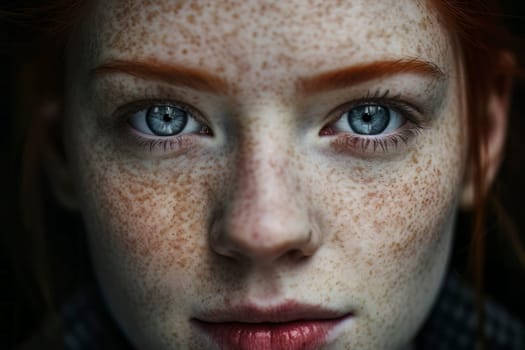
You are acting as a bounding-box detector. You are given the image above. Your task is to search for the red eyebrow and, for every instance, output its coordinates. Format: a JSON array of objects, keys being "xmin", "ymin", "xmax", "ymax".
[
  {"xmin": 91, "ymin": 58, "xmax": 444, "ymax": 95},
  {"xmin": 298, "ymin": 59, "xmax": 445, "ymax": 94},
  {"xmin": 90, "ymin": 59, "xmax": 229, "ymax": 93}
]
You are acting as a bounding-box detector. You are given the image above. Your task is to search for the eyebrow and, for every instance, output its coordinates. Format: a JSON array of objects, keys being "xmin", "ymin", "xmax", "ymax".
[
  {"xmin": 91, "ymin": 58, "xmax": 445, "ymax": 95},
  {"xmin": 90, "ymin": 59, "xmax": 229, "ymax": 93},
  {"xmin": 297, "ymin": 58, "xmax": 445, "ymax": 94}
]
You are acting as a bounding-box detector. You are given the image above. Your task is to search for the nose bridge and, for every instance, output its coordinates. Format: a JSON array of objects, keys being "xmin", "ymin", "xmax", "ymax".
[
  {"xmin": 234, "ymin": 137, "xmax": 294, "ymax": 231},
  {"xmin": 210, "ymin": 123, "xmax": 319, "ymax": 264},
  {"xmin": 232, "ymin": 102, "xmax": 300, "ymax": 207}
]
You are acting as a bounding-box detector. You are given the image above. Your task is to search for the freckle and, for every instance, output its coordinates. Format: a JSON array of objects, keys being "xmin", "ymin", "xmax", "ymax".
[
  {"xmin": 189, "ymin": 2, "xmax": 203, "ymax": 14},
  {"xmin": 177, "ymin": 256, "xmax": 188, "ymax": 268},
  {"xmin": 187, "ymin": 14, "xmax": 195, "ymax": 24}
]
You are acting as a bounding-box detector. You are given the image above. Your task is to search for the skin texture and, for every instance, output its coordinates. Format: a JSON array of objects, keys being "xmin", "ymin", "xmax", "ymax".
[{"xmin": 60, "ymin": 0, "xmax": 468, "ymax": 348}]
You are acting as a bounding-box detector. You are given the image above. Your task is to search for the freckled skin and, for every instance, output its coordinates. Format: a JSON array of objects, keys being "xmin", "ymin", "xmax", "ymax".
[{"xmin": 63, "ymin": 0, "xmax": 467, "ymax": 349}]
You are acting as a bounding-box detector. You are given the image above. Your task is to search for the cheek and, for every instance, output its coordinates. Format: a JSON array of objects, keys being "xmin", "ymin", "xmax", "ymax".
[
  {"xmin": 71, "ymin": 136, "xmax": 229, "ymax": 308},
  {"xmin": 316, "ymin": 102, "xmax": 465, "ymax": 297},
  {"xmin": 320, "ymin": 154, "xmax": 460, "ymax": 277}
]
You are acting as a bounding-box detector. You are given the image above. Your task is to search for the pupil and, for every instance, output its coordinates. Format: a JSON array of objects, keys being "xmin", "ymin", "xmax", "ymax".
[
  {"xmin": 163, "ymin": 114, "xmax": 172, "ymax": 122},
  {"xmin": 362, "ymin": 113, "xmax": 372, "ymax": 123}
]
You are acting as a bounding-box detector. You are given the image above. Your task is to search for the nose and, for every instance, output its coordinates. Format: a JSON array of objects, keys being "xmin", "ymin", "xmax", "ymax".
[{"xmin": 209, "ymin": 140, "xmax": 321, "ymax": 265}]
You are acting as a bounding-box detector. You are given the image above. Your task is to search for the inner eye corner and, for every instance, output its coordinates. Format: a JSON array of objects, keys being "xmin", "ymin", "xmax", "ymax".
[{"xmin": 319, "ymin": 125, "xmax": 335, "ymax": 136}]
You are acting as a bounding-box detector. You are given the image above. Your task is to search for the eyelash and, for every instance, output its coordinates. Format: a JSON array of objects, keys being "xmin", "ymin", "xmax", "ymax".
[
  {"xmin": 117, "ymin": 90, "xmax": 425, "ymax": 155},
  {"xmin": 133, "ymin": 134, "xmax": 198, "ymax": 153},
  {"xmin": 115, "ymin": 100, "xmax": 212, "ymax": 154},
  {"xmin": 321, "ymin": 89, "xmax": 425, "ymax": 155}
]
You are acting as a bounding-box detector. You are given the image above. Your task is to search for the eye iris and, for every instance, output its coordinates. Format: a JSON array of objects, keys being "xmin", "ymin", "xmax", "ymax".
[
  {"xmin": 347, "ymin": 105, "xmax": 390, "ymax": 135},
  {"xmin": 146, "ymin": 105, "xmax": 188, "ymax": 136}
]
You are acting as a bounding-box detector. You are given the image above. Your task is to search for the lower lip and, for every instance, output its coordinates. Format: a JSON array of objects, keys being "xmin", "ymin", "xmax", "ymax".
[{"xmin": 194, "ymin": 317, "xmax": 348, "ymax": 350}]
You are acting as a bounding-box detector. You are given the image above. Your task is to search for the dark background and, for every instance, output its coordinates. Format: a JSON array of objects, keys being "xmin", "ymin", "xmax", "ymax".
[{"xmin": 0, "ymin": 1, "xmax": 525, "ymax": 348}]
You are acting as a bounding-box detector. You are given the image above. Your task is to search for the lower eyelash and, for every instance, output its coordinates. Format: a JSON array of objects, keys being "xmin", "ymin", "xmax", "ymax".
[
  {"xmin": 134, "ymin": 134, "xmax": 196, "ymax": 153},
  {"xmin": 330, "ymin": 124, "xmax": 423, "ymax": 155},
  {"xmin": 128, "ymin": 125, "xmax": 212, "ymax": 154}
]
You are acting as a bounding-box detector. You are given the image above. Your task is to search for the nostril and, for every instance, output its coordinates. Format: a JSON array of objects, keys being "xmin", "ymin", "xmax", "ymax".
[{"xmin": 287, "ymin": 249, "xmax": 309, "ymax": 262}]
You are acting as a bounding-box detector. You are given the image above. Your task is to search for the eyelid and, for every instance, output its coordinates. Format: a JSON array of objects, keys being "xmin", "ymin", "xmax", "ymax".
[
  {"xmin": 320, "ymin": 90, "xmax": 428, "ymax": 157},
  {"xmin": 111, "ymin": 99, "xmax": 210, "ymax": 130},
  {"xmin": 106, "ymin": 99, "xmax": 213, "ymax": 156},
  {"xmin": 326, "ymin": 90, "xmax": 426, "ymax": 129},
  {"xmin": 328, "ymin": 126, "xmax": 424, "ymax": 158}
]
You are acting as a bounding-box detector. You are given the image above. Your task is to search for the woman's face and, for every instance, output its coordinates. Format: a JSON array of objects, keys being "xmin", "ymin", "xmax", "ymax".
[{"xmin": 63, "ymin": 0, "xmax": 467, "ymax": 349}]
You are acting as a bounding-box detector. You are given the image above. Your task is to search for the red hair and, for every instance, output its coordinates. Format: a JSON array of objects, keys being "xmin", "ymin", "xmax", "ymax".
[{"xmin": 430, "ymin": 1, "xmax": 520, "ymax": 346}]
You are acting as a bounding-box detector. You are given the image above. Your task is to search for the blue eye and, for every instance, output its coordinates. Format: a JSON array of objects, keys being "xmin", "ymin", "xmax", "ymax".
[
  {"xmin": 128, "ymin": 104, "xmax": 206, "ymax": 137},
  {"xmin": 333, "ymin": 104, "xmax": 404, "ymax": 136},
  {"xmin": 146, "ymin": 105, "xmax": 188, "ymax": 136},
  {"xmin": 347, "ymin": 105, "xmax": 389, "ymax": 135}
]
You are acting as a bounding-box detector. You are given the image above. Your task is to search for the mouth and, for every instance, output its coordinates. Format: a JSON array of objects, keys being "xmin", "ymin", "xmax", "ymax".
[{"xmin": 192, "ymin": 301, "xmax": 354, "ymax": 350}]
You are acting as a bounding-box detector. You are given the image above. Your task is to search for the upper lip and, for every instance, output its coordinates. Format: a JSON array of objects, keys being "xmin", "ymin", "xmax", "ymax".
[{"xmin": 193, "ymin": 300, "xmax": 353, "ymax": 323}]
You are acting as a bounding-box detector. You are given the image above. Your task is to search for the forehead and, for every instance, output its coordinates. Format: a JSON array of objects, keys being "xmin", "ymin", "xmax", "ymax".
[{"xmin": 78, "ymin": 0, "xmax": 451, "ymax": 90}]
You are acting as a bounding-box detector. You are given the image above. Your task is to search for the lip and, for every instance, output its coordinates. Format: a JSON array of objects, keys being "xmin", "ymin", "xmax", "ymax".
[{"xmin": 192, "ymin": 301, "xmax": 353, "ymax": 350}]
